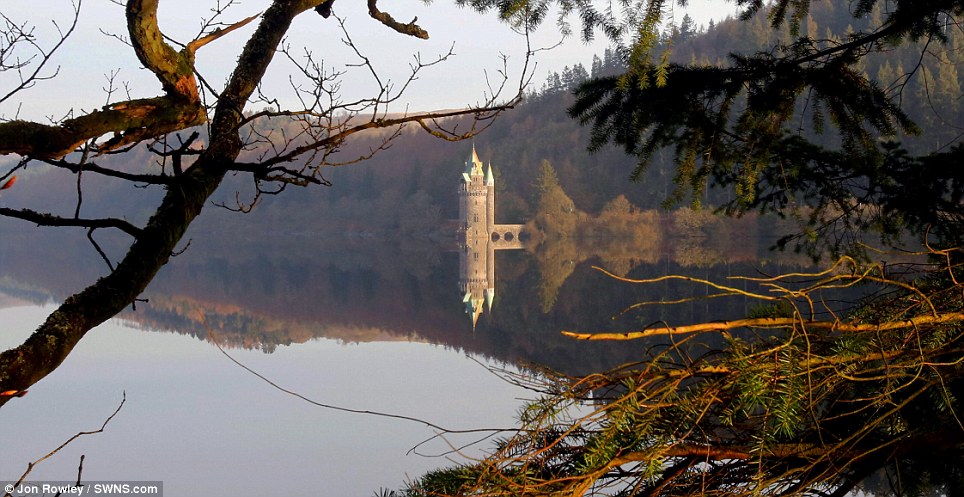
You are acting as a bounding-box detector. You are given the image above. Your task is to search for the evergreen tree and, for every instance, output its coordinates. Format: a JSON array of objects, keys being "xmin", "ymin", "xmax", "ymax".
[
  {"xmin": 590, "ymin": 54, "xmax": 603, "ymax": 77},
  {"xmin": 462, "ymin": 0, "xmax": 964, "ymax": 252},
  {"xmin": 563, "ymin": 0, "xmax": 964, "ymax": 255},
  {"xmin": 677, "ymin": 13, "xmax": 697, "ymax": 42},
  {"xmin": 935, "ymin": 56, "xmax": 962, "ymax": 108},
  {"xmin": 395, "ymin": 2, "xmax": 964, "ymax": 496},
  {"xmin": 532, "ymin": 159, "xmax": 578, "ymax": 237}
]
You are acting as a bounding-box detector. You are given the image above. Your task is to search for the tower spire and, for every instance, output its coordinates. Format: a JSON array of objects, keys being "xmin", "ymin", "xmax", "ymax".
[{"xmin": 471, "ymin": 143, "xmax": 480, "ymax": 165}]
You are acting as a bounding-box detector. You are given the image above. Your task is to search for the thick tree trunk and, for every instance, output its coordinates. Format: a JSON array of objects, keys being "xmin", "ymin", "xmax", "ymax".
[
  {"xmin": 0, "ymin": 0, "xmax": 486, "ymax": 404},
  {"xmin": 0, "ymin": 0, "xmax": 315, "ymax": 405},
  {"xmin": 0, "ymin": 97, "xmax": 205, "ymax": 159},
  {"xmin": 0, "ymin": 164, "xmax": 224, "ymax": 404}
]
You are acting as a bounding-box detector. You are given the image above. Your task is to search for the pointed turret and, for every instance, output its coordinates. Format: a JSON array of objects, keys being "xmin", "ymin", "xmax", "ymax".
[
  {"xmin": 463, "ymin": 291, "xmax": 484, "ymax": 330},
  {"xmin": 471, "ymin": 144, "xmax": 481, "ymax": 166},
  {"xmin": 458, "ymin": 143, "xmax": 523, "ymax": 331},
  {"xmin": 466, "ymin": 144, "xmax": 484, "ymax": 178}
]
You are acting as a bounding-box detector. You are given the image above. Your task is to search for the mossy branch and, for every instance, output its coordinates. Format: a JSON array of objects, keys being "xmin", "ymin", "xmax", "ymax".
[{"xmin": 367, "ymin": 0, "xmax": 429, "ymax": 39}]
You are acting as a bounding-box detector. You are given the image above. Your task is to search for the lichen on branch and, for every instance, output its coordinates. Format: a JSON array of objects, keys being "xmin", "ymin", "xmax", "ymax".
[{"xmin": 367, "ymin": 0, "xmax": 429, "ymax": 39}]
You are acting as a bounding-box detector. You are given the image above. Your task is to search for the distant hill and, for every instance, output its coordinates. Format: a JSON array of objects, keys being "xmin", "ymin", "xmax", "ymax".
[
  {"xmin": 194, "ymin": 0, "xmax": 962, "ymax": 236},
  {"xmin": 2, "ymin": 1, "xmax": 959, "ymax": 239}
]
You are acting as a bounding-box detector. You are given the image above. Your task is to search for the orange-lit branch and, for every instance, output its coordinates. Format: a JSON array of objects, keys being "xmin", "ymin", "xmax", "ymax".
[{"xmin": 562, "ymin": 312, "xmax": 964, "ymax": 340}]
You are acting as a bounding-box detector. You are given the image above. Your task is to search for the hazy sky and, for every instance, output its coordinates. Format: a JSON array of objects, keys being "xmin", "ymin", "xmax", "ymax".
[{"xmin": 0, "ymin": 0, "xmax": 740, "ymax": 121}]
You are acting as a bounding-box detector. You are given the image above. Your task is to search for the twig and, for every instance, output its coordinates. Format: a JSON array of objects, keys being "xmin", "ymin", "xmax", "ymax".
[
  {"xmin": 5, "ymin": 393, "xmax": 125, "ymax": 497},
  {"xmin": 207, "ymin": 329, "xmax": 514, "ymax": 437}
]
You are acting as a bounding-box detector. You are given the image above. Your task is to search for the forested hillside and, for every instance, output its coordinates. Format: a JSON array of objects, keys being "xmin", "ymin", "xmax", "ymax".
[
  {"xmin": 2, "ymin": 1, "xmax": 960, "ymax": 240},
  {"xmin": 672, "ymin": 0, "xmax": 963, "ymax": 153},
  {"xmin": 199, "ymin": 0, "xmax": 961, "ymax": 237}
]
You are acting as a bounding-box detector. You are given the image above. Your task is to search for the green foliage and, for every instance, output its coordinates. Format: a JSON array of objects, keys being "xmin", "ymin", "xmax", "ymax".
[
  {"xmin": 570, "ymin": 51, "xmax": 917, "ymax": 208},
  {"xmin": 398, "ymin": 255, "xmax": 964, "ymax": 497},
  {"xmin": 405, "ymin": 466, "xmax": 491, "ymax": 496},
  {"xmin": 533, "ymin": 159, "xmax": 562, "ymax": 196},
  {"xmin": 185, "ymin": 1, "xmax": 964, "ymax": 255},
  {"xmin": 563, "ymin": 0, "xmax": 962, "ymax": 256},
  {"xmin": 395, "ymin": 2, "xmax": 964, "ymax": 494},
  {"xmin": 532, "ymin": 159, "xmax": 579, "ymax": 237},
  {"xmin": 745, "ymin": 300, "xmax": 795, "ymax": 319}
]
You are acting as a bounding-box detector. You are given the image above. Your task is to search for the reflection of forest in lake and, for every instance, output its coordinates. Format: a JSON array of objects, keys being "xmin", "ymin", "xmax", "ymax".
[{"xmin": 0, "ymin": 222, "xmax": 815, "ymax": 375}]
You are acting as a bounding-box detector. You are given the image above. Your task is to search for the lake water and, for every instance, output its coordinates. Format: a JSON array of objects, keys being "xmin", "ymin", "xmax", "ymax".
[
  {"xmin": 0, "ymin": 227, "xmax": 810, "ymax": 496},
  {"xmin": 0, "ymin": 302, "xmax": 529, "ymax": 496}
]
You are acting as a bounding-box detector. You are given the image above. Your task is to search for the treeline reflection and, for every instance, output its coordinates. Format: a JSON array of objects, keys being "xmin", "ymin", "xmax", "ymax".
[{"xmin": 0, "ymin": 225, "xmax": 812, "ymax": 374}]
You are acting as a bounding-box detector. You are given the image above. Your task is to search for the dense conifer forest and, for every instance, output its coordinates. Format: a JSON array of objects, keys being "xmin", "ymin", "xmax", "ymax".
[{"xmin": 2, "ymin": 1, "xmax": 960, "ymax": 246}]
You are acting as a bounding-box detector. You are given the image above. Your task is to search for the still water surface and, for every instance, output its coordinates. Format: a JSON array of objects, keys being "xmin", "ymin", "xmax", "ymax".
[
  {"xmin": 0, "ymin": 303, "xmax": 529, "ymax": 496},
  {"xmin": 0, "ymin": 229, "xmax": 808, "ymax": 495}
]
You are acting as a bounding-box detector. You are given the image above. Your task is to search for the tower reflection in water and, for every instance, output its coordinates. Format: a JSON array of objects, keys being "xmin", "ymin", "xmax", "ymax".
[{"xmin": 457, "ymin": 145, "xmax": 525, "ymax": 329}]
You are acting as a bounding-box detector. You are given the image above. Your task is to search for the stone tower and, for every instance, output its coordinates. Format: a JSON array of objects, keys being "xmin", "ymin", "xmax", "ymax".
[
  {"xmin": 458, "ymin": 144, "xmax": 494, "ymax": 238},
  {"xmin": 458, "ymin": 145, "xmax": 524, "ymax": 329}
]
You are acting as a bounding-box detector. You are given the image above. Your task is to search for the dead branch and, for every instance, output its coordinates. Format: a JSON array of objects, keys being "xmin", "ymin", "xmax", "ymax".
[
  {"xmin": 186, "ymin": 12, "xmax": 260, "ymax": 54},
  {"xmin": 367, "ymin": 0, "xmax": 428, "ymax": 39},
  {"xmin": 562, "ymin": 313, "xmax": 964, "ymax": 340}
]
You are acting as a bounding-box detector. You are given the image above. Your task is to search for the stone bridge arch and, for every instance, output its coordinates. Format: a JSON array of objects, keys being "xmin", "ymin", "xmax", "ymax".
[{"xmin": 489, "ymin": 224, "xmax": 526, "ymax": 249}]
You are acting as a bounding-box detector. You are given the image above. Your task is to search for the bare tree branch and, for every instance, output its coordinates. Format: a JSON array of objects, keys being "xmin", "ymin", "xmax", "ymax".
[
  {"xmin": 186, "ymin": 12, "xmax": 259, "ymax": 54},
  {"xmin": 367, "ymin": 0, "xmax": 429, "ymax": 39},
  {"xmin": 0, "ymin": 207, "xmax": 144, "ymax": 238},
  {"xmin": 0, "ymin": 0, "xmax": 258, "ymax": 158},
  {"xmin": 0, "ymin": 0, "xmax": 532, "ymax": 417},
  {"xmin": 563, "ymin": 313, "xmax": 964, "ymax": 340},
  {"xmin": 0, "ymin": 0, "xmax": 82, "ymax": 105},
  {"xmin": 35, "ymin": 157, "xmax": 173, "ymax": 184},
  {"xmin": 3, "ymin": 393, "xmax": 125, "ymax": 495},
  {"xmin": 207, "ymin": 328, "xmax": 515, "ymax": 436}
]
